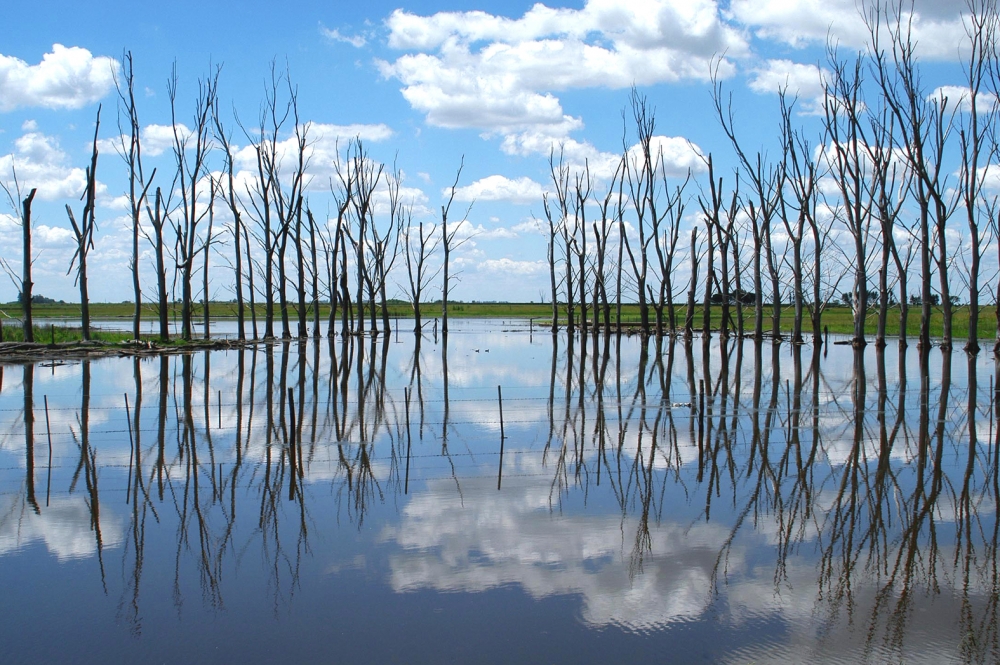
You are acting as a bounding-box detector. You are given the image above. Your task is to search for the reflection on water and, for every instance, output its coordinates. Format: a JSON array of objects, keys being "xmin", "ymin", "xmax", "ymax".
[{"xmin": 0, "ymin": 321, "xmax": 998, "ymax": 663}]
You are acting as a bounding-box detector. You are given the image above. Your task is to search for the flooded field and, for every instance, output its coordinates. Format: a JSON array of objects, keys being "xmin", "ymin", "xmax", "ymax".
[{"xmin": 0, "ymin": 319, "xmax": 997, "ymax": 664}]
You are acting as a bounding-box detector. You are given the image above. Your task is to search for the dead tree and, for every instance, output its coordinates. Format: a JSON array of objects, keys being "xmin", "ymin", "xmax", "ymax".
[
  {"xmin": 66, "ymin": 106, "xmax": 102, "ymax": 341},
  {"xmin": 307, "ymin": 208, "xmax": 322, "ymax": 338},
  {"xmin": 869, "ymin": 5, "xmax": 958, "ymax": 349},
  {"xmin": 202, "ymin": 180, "xmax": 216, "ymax": 339},
  {"xmin": 371, "ymin": 163, "xmax": 405, "ymax": 334},
  {"xmin": 441, "ymin": 158, "xmax": 471, "ymax": 335},
  {"xmin": 342, "ymin": 139, "xmax": 383, "ymax": 335},
  {"xmin": 713, "ymin": 67, "xmax": 781, "ymax": 340},
  {"xmin": 212, "ymin": 98, "xmax": 247, "ymax": 340},
  {"xmin": 593, "ymin": 157, "xmax": 625, "ymax": 334},
  {"xmin": 543, "ymin": 149, "xmax": 570, "ymax": 332},
  {"xmin": 143, "ymin": 186, "xmax": 171, "ymax": 341},
  {"xmin": 571, "ymin": 164, "xmax": 593, "ymax": 332},
  {"xmin": 956, "ymin": 0, "xmax": 998, "ymax": 352},
  {"xmin": 0, "ymin": 172, "xmax": 36, "ymax": 342},
  {"xmin": 824, "ymin": 50, "xmax": 878, "ymax": 347},
  {"xmin": 777, "ymin": 92, "xmax": 810, "ymax": 345},
  {"xmin": 168, "ymin": 64, "xmax": 218, "ymax": 341},
  {"xmin": 684, "ymin": 227, "xmax": 701, "ymax": 337},
  {"xmin": 402, "ymin": 208, "xmax": 440, "ymax": 333},
  {"xmin": 115, "ymin": 51, "xmax": 155, "ymax": 341},
  {"xmin": 623, "ymin": 89, "xmax": 658, "ymax": 334}
]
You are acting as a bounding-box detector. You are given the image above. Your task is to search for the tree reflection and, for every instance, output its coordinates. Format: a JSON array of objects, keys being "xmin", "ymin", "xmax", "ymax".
[{"xmin": 4, "ymin": 330, "xmax": 1000, "ymax": 661}]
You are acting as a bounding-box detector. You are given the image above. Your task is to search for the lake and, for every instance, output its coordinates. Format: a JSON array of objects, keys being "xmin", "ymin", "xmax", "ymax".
[{"xmin": 0, "ymin": 319, "xmax": 997, "ymax": 663}]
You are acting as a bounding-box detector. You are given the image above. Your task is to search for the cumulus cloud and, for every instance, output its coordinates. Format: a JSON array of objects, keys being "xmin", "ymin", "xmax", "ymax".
[
  {"xmin": 0, "ymin": 130, "xmax": 101, "ymax": 200},
  {"xmin": 929, "ymin": 85, "xmax": 998, "ymax": 113},
  {"xmin": 451, "ymin": 175, "xmax": 546, "ymax": 204},
  {"xmin": 0, "ymin": 44, "xmax": 117, "ymax": 112},
  {"xmin": 380, "ymin": 0, "xmax": 745, "ymax": 136},
  {"xmin": 747, "ymin": 59, "xmax": 829, "ymax": 114},
  {"xmin": 232, "ymin": 121, "xmax": 394, "ymax": 191},
  {"xmin": 730, "ymin": 0, "xmax": 975, "ymax": 61}
]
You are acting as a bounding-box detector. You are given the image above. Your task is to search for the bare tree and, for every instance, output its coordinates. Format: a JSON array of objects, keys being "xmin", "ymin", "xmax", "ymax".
[
  {"xmin": 823, "ymin": 51, "xmax": 876, "ymax": 346},
  {"xmin": 622, "ymin": 89, "xmax": 659, "ymax": 335},
  {"xmin": 212, "ymin": 97, "xmax": 247, "ymax": 341},
  {"xmin": 593, "ymin": 157, "xmax": 625, "ymax": 334},
  {"xmin": 543, "ymin": 149, "xmax": 569, "ymax": 332},
  {"xmin": 401, "ymin": 208, "xmax": 440, "ymax": 333},
  {"xmin": 66, "ymin": 106, "xmax": 102, "ymax": 341},
  {"xmin": 869, "ymin": 3, "xmax": 959, "ymax": 349},
  {"xmin": 115, "ymin": 51, "xmax": 155, "ymax": 341},
  {"xmin": 168, "ymin": 63, "xmax": 218, "ymax": 341},
  {"xmin": 956, "ymin": 0, "xmax": 999, "ymax": 352},
  {"xmin": 0, "ymin": 171, "xmax": 36, "ymax": 342},
  {"xmin": 440, "ymin": 158, "xmax": 472, "ymax": 335},
  {"xmin": 143, "ymin": 186, "xmax": 172, "ymax": 342},
  {"xmin": 713, "ymin": 65, "xmax": 783, "ymax": 340}
]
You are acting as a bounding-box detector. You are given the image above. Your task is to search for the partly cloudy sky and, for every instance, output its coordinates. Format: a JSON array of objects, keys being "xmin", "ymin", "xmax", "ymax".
[{"xmin": 0, "ymin": 0, "xmax": 984, "ymax": 303}]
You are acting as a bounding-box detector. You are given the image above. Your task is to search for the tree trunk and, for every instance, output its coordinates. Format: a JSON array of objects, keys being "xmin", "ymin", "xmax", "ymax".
[{"xmin": 21, "ymin": 189, "xmax": 36, "ymax": 343}]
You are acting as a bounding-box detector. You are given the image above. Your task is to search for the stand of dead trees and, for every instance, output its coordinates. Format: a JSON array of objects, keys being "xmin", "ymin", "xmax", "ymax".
[{"xmin": 0, "ymin": 2, "xmax": 997, "ymax": 353}]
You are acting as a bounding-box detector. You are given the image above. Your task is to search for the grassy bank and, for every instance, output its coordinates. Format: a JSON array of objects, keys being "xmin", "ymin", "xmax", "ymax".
[{"xmin": 2, "ymin": 301, "xmax": 997, "ymax": 340}]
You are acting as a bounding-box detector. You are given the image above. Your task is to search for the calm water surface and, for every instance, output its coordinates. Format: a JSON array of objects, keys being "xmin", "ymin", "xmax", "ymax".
[{"xmin": 0, "ymin": 319, "xmax": 997, "ymax": 663}]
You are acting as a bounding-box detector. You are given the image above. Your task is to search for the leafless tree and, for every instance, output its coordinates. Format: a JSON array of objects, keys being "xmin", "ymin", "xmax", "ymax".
[
  {"xmin": 714, "ymin": 65, "xmax": 783, "ymax": 340},
  {"xmin": 440, "ymin": 157, "xmax": 472, "ymax": 335},
  {"xmin": 401, "ymin": 208, "xmax": 440, "ymax": 333},
  {"xmin": 212, "ymin": 96, "xmax": 247, "ymax": 340},
  {"xmin": 168, "ymin": 63, "xmax": 218, "ymax": 341},
  {"xmin": 114, "ymin": 51, "xmax": 155, "ymax": 341},
  {"xmin": 0, "ymin": 170, "xmax": 36, "ymax": 342},
  {"xmin": 622, "ymin": 89, "xmax": 659, "ymax": 334},
  {"xmin": 955, "ymin": 0, "xmax": 999, "ymax": 352},
  {"xmin": 869, "ymin": 3, "xmax": 959, "ymax": 349},
  {"xmin": 66, "ymin": 107, "xmax": 102, "ymax": 341}
]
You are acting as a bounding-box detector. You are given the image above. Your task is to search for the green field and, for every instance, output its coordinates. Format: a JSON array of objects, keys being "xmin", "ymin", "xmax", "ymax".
[{"xmin": 1, "ymin": 301, "xmax": 997, "ymax": 341}]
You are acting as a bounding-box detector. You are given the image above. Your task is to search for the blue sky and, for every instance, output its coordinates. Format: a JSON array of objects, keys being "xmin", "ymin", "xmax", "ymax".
[{"xmin": 0, "ymin": 0, "xmax": 982, "ymax": 305}]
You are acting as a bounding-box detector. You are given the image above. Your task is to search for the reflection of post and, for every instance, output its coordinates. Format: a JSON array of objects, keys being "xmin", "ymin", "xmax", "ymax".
[
  {"xmin": 23, "ymin": 364, "xmax": 38, "ymax": 514},
  {"xmin": 404, "ymin": 387, "xmax": 412, "ymax": 494},
  {"xmin": 497, "ymin": 386, "xmax": 505, "ymax": 490}
]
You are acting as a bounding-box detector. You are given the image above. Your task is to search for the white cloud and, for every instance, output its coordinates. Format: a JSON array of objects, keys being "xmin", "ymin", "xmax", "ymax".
[
  {"xmin": 320, "ymin": 25, "xmax": 368, "ymax": 48},
  {"xmin": 232, "ymin": 121, "xmax": 394, "ymax": 192},
  {"xmin": 478, "ymin": 257, "xmax": 548, "ymax": 274},
  {"xmin": 380, "ymin": 0, "xmax": 745, "ymax": 136},
  {"xmin": 512, "ymin": 218, "xmax": 547, "ymax": 235},
  {"xmin": 21, "ymin": 119, "xmax": 37, "ymax": 131},
  {"xmin": 452, "ymin": 175, "xmax": 545, "ymax": 204},
  {"xmin": 0, "ymin": 130, "xmax": 99, "ymax": 201},
  {"xmin": 929, "ymin": 85, "xmax": 998, "ymax": 113},
  {"xmin": 730, "ymin": 0, "xmax": 976, "ymax": 61},
  {"xmin": 747, "ymin": 59, "xmax": 828, "ymax": 114},
  {"xmin": 0, "ymin": 44, "xmax": 118, "ymax": 112}
]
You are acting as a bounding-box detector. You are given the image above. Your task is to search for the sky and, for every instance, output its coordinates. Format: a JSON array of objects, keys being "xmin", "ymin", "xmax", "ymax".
[{"xmin": 0, "ymin": 0, "xmax": 984, "ymax": 306}]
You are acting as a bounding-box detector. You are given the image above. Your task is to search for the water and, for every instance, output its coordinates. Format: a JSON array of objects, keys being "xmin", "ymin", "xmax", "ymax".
[{"xmin": 0, "ymin": 319, "xmax": 997, "ymax": 663}]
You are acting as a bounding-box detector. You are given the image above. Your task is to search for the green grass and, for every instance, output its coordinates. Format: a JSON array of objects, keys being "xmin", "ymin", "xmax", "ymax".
[
  {"xmin": 0, "ymin": 323, "xmax": 135, "ymax": 345},
  {"xmin": 2, "ymin": 301, "xmax": 997, "ymax": 340}
]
